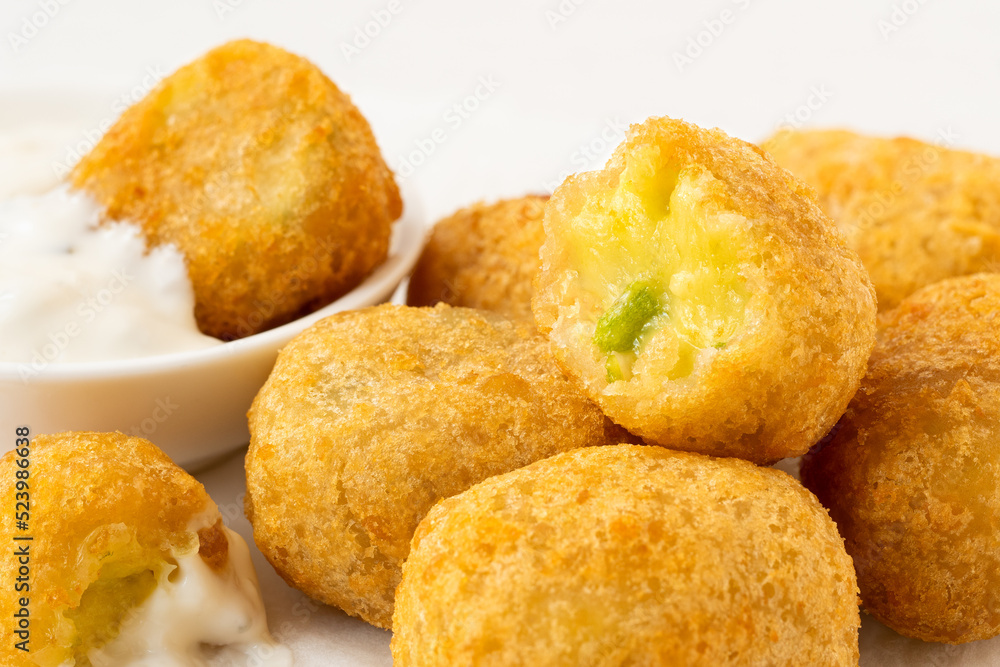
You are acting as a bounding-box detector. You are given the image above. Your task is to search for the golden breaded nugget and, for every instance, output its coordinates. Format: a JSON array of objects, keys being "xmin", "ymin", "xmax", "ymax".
[
  {"xmin": 533, "ymin": 116, "xmax": 876, "ymax": 464},
  {"xmin": 801, "ymin": 274, "xmax": 1000, "ymax": 644},
  {"xmin": 245, "ymin": 303, "xmax": 623, "ymax": 629},
  {"xmin": 0, "ymin": 431, "xmax": 283, "ymax": 666},
  {"xmin": 72, "ymin": 39, "xmax": 402, "ymax": 340},
  {"xmin": 407, "ymin": 195, "xmax": 547, "ymax": 320},
  {"xmin": 762, "ymin": 129, "xmax": 1000, "ymax": 310},
  {"xmin": 393, "ymin": 444, "xmax": 860, "ymax": 666}
]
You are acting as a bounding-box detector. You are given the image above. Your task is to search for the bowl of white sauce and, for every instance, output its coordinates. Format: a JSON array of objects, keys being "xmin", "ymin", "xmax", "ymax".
[{"xmin": 0, "ymin": 91, "xmax": 424, "ymax": 469}]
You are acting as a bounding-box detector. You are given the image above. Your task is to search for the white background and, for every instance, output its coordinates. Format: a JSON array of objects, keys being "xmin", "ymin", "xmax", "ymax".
[
  {"xmin": 2, "ymin": 0, "xmax": 998, "ymax": 222},
  {"xmin": 3, "ymin": 1, "xmax": 999, "ymax": 665}
]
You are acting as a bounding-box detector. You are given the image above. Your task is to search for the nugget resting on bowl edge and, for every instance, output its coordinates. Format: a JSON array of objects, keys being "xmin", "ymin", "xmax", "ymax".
[
  {"xmin": 245, "ymin": 303, "xmax": 624, "ymax": 628},
  {"xmin": 71, "ymin": 39, "xmax": 402, "ymax": 340},
  {"xmin": 533, "ymin": 116, "xmax": 877, "ymax": 463}
]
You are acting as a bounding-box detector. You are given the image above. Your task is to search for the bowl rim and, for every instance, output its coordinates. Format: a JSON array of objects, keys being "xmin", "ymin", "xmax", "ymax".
[
  {"xmin": 0, "ymin": 88, "xmax": 426, "ymax": 382},
  {"xmin": 0, "ymin": 205, "xmax": 425, "ymax": 382}
]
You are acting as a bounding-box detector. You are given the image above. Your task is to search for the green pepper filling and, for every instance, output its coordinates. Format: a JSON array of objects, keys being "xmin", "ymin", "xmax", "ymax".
[
  {"xmin": 568, "ymin": 157, "xmax": 749, "ymax": 384},
  {"xmin": 605, "ymin": 352, "xmax": 630, "ymax": 382},
  {"xmin": 593, "ymin": 281, "xmax": 663, "ymax": 354}
]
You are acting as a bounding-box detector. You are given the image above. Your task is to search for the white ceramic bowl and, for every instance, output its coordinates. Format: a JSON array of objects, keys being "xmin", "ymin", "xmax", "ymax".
[{"xmin": 0, "ymin": 91, "xmax": 424, "ymax": 469}]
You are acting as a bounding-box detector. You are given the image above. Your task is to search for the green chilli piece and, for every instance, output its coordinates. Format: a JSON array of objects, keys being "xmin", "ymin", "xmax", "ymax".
[
  {"xmin": 605, "ymin": 353, "xmax": 625, "ymax": 382},
  {"xmin": 593, "ymin": 280, "xmax": 663, "ymax": 353}
]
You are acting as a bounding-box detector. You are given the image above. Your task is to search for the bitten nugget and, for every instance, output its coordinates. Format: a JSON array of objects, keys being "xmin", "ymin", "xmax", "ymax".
[
  {"xmin": 245, "ymin": 303, "xmax": 623, "ymax": 629},
  {"xmin": 72, "ymin": 39, "xmax": 402, "ymax": 340},
  {"xmin": 801, "ymin": 274, "xmax": 1000, "ymax": 644},
  {"xmin": 392, "ymin": 444, "xmax": 860, "ymax": 666},
  {"xmin": 407, "ymin": 195, "xmax": 547, "ymax": 320},
  {"xmin": 0, "ymin": 432, "xmax": 286, "ymax": 666},
  {"xmin": 762, "ymin": 128, "xmax": 1000, "ymax": 310},
  {"xmin": 533, "ymin": 116, "xmax": 876, "ymax": 464}
]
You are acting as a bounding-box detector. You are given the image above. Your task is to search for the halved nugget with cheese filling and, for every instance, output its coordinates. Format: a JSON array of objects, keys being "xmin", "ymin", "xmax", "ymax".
[
  {"xmin": 0, "ymin": 431, "xmax": 287, "ymax": 667},
  {"xmin": 533, "ymin": 116, "xmax": 877, "ymax": 463}
]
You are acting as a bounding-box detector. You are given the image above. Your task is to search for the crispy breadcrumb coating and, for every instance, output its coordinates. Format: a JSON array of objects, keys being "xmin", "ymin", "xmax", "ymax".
[
  {"xmin": 762, "ymin": 128, "xmax": 1000, "ymax": 311},
  {"xmin": 72, "ymin": 39, "xmax": 402, "ymax": 340},
  {"xmin": 407, "ymin": 195, "xmax": 548, "ymax": 320},
  {"xmin": 801, "ymin": 274, "xmax": 1000, "ymax": 644},
  {"xmin": 0, "ymin": 432, "xmax": 228, "ymax": 666},
  {"xmin": 245, "ymin": 304, "xmax": 622, "ymax": 628},
  {"xmin": 533, "ymin": 116, "xmax": 876, "ymax": 464},
  {"xmin": 392, "ymin": 444, "xmax": 860, "ymax": 666}
]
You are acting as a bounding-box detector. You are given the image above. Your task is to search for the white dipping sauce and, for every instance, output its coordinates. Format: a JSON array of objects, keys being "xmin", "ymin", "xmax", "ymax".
[
  {"xmin": 0, "ymin": 186, "xmax": 221, "ymax": 364},
  {"xmin": 0, "ymin": 127, "xmax": 221, "ymax": 365},
  {"xmin": 88, "ymin": 526, "xmax": 293, "ymax": 667}
]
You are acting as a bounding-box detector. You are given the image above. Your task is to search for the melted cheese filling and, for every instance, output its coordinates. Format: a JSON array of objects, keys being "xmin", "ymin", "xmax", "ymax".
[{"xmin": 85, "ymin": 526, "xmax": 291, "ymax": 667}]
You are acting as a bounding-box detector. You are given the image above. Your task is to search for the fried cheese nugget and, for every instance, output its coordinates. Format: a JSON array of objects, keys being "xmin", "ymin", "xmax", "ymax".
[
  {"xmin": 533, "ymin": 116, "xmax": 876, "ymax": 464},
  {"xmin": 407, "ymin": 195, "xmax": 547, "ymax": 320},
  {"xmin": 0, "ymin": 431, "xmax": 287, "ymax": 667},
  {"xmin": 762, "ymin": 129, "xmax": 1000, "ymax": 311},
  {"xmin": 245, "ymin": 303, "xmax": 622, "ymax": 629},
  {"xmin": 800, "ymin": 274, "xmax": 1000, "ymax": 644},
  {"xmin": 392, "ymin": 444, "xmax": 860, "ymax": 666},
  {"xmin": 72, "ymin": 39, "xmax": 402, "ymax": 340}
]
